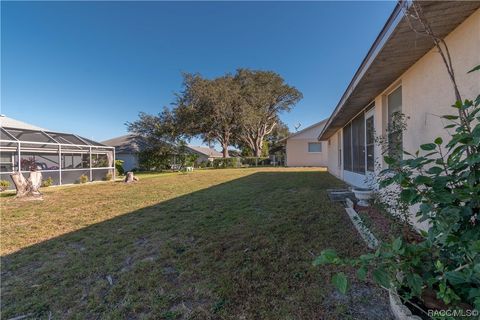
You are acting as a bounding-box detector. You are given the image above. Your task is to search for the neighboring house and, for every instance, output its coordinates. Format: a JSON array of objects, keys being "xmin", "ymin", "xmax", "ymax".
[
  {"xmin": 317, "ymin": 3, "xmax": 480, "ymax": 228},
  {"xmin": 185, "ymin": 145, "xmax": 223, "ymax": 163},
  {"xmin": 102, "ymin": 134, "xmax": 140, "ymax": 171},
  {"xmin": 285, "ymin": 119, "xmax": 328, "ymax": 167},
  {"xmin": 102, "ymin": 134, "xmax": 223, "ymax": 170},
  {"xmin": 0, "ymin": 115, "xmax": 115, "ymax": 187}
]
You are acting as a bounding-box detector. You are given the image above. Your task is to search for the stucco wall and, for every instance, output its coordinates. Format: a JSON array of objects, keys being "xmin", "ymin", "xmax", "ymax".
[
  {"xmin": 286, "ymin": 121, "xmax": 328, "ymax": 167},
  {"xmin": 326, "ymin": 131, "xmax": 342, "ymax": 178},
  {"xmin": 400, "ymin": 9, "xmax": 480, "ymax": 157},
  {"xmin": 286, "ymin": 139, "xmax": 327, "ymax": 167}
]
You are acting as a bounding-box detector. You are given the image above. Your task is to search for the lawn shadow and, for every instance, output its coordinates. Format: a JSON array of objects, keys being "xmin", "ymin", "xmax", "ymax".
[{"xmin": 1, "ymin": 171, "xmax": 392, "ymax": 319}]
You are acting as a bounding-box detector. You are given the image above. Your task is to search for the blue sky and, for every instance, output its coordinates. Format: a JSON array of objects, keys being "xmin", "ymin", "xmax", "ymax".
[{"xmin": 1, "ymin": 1, "xmax": 396, "ymax": 145}]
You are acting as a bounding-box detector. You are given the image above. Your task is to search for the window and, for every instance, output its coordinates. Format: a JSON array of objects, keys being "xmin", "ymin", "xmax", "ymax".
[
  {"xmin": 343, "ymin": 123, "xmax": 352, "ymax": 171},
  {"xmin": 388, "ymin": 86, "xmax": 403, "ymax": 161},
  {"xmin": 337, "ymin": 131, "xmax": 342, "ymax": 168},
  {"xmin": 366, "ymin": 115, "xmax": 375, "ymax": 171},
  {"xmin": 343, "ymin": 103, "xmax": 375, "ymax": 174},
  {"xmin": 308, "ymin": 142, "xmax": 322, "ymax": 153},
  {"xmin": 351, "ymin": 114, "xmax": 365, "ymax": 173}
]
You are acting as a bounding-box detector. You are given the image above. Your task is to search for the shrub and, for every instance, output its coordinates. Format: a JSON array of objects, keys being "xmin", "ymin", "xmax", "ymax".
[
  {"xmin": 104, "ymin": 172, "xmax": 113, "ymax": 181},
  {"xmin": 0, "ymin": 180, "xmax": 10, "ymax": 191},
  {"xmin": 41, "ymin": 177, "xmax": 54, "ymax": 187},
  {"xmin": 78, "ymin": 174, "xmax": 88, "ymax": 184},
  {"xmin": 115, "ymin": 160, "xmax": 125, "ymax": 176},
  {"xmin": 212, "ymin": 157, "xmax": 241, "ymax": 168},
  {"xmin": 241, "ymin": 157, "xmax": 270, "ymax": 166},
  {"xmin": 315, "ymin": 68, "xmax": 480, "ymax": 312}
]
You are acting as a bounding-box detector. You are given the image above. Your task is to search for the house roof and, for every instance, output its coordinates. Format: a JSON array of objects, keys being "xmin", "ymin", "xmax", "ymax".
[
  {"xmin": 102, "ymin": 134, "xmax": 140, "ymax": 153},
  {"xmin": 0, "ymin": 115, "xmax": 48, "ymax": 131},
  {"xmin": 186, "ymin": 146, "xmax": 223, "ymax": 158},
  {"xmin": 102, "ymin": 135, "xmax": 223, "ymax": 157},
  {"xmin": 318, "ymin": 1, "xmax": 480, "ymax": 140},
  {"xmin": 286, "ymin": 119, "xmax": 328, "ymax": 140}
]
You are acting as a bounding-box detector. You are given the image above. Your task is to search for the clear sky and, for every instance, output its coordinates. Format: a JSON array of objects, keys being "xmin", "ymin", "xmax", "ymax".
[{"xmin": 1, "ymin": 1, "xmax": 396, "ymax": 145}]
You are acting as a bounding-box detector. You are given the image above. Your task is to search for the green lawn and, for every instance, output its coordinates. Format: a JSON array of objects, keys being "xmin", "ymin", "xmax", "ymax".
[{"xmin": 1, "ymin": 168, "xmax": 392, "ymax": 319}]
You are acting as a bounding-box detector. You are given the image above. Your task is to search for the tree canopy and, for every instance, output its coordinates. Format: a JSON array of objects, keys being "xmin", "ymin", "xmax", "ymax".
[{"xmin": 128, "ymin": 69, "xmax": 302, "ymax": 158}]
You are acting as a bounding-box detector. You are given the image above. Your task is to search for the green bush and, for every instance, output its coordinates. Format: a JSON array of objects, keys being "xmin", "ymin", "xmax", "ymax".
[
  {"xmin": 115, "ymin": 160, "xmax": 125, "ymax": 176},
  {"xmin": 0, "ymin": 180, "xmax": 10, "ymax": 191},
  {"xmin": 41, "ymin": 177, "xmax": 54, "ymax": 187},
  {"xmin": 104, "ymin": 172, "xmax": 113, "ymax": 181},
  {"xmin": 241, "ymin": 157, "xmax": 270, "ymax": 166},
  {"xmin": 78, "ymin": 174, "xmax": 89, "ymax": 184},
  {"xmin": 212, "ymin": 157, "xmax": 241, "ymax": 168},
  {"xmin": 197, "ymin": 161, "xmax": 208, "ymax": 168}
]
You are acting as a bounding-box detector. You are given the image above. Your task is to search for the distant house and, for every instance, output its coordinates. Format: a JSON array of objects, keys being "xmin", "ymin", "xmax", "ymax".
[
  {"xmin": 102, "ymin": 134, "xmax": 223, "ymax": 171},
  {"xmin": 102, "ymin": 135, "xmax": 141, "ymax": 171},
  {"xmin": 285, "ymin": 119, "xmax": 328, "ymax": 167},
  {"xmin": 0, "ymin": 115, "xmax": 115, "ymax": 187},
  {"xmin": 185, "ymin": 145, "xmax": 223, "ymax": 162}
]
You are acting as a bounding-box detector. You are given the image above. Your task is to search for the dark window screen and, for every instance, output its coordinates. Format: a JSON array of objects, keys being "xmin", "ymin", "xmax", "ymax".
[
  {"xmin": 351, "ymin": 114, "xmax": 365, "ymax": 173},
  {"xmin": 343, "ymin": 123, "xmax": 352, "ymax": 171},
  {"xmin": 366, "ymin": 116, "xmax": 375, "ymax": 172}
]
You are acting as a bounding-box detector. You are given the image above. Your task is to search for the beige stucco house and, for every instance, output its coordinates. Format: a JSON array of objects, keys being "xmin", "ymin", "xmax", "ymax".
[
  {"xmin": 285, "ymin": 119, "xmax": 328, "ymax": 167},
  {"xmin": 318, "ymin": 2, "xmax": 479, "ymax": 190}
]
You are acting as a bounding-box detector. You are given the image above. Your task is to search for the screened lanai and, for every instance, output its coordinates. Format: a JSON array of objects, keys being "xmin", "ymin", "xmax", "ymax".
[{"xmin": 0, "ymin": 126, "xmax": 115, "ymax": 188}]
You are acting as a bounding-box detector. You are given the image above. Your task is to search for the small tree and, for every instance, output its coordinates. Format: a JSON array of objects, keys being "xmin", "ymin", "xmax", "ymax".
[{"xmin": 128, "ymin": 107, "xmax": 185, "ymax": 171}]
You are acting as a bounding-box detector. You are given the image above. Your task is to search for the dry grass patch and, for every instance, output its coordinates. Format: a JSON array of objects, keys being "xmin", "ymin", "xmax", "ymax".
[{"xmin": 1, "ymin": 168, "xmax": 392, "ymax": 319}]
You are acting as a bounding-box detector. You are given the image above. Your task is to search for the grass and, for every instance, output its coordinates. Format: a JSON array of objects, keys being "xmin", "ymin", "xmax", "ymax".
[{"xmin": 1, "ymin": 168, "xmax": 391, "ymax": 319}]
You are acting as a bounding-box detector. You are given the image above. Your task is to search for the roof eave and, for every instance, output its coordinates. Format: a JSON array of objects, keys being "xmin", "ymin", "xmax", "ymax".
[{"xmin": 318, "ymin": 2, "xmax": 404, "ymax": 141}]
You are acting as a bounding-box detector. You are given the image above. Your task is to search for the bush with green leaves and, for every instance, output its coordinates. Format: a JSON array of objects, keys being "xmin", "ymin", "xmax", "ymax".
[
  {"xmin": 138, "ymin": 149, "xmax": 173, "ymax": 171},
  {"xmin": 0, "ymin": 179, "xmax": 10, "ymax": 191},
  {"xmin": 315, "ymin": 74, "xmax": 480, "ymax": 312},
  {"xmin": 104, "ymin": 172, "xmax": 113, "ymax": 181},
  {"xmin": 115, "ymin": 160, "xmax": 125, "ymax": 176},
  {"xmin": 212, "ymin": 157, "xmax": 241, "ymax": 168},
  {"xmin": 78, "ymin": 174, "xmax": 89, "ymax": 184},
  {"xmin": 241, "ymin": 157, "xmax": 271, "ymax": 167},
  {"xmin": 41, "ymin": 177, "xmax": 54, "ymax": 187}
]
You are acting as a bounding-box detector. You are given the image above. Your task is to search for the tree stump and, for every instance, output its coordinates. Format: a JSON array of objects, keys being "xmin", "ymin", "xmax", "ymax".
[
  {"xmin": 10, "ymin": 171, "xmax": 43, "ymax": 200},
  {"xmin": 124, "ymin": 172, "xmax": 139, "ymax": 183}
]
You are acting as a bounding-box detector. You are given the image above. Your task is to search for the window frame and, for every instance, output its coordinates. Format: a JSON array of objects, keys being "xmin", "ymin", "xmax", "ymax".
[
  {"xmin": 307, "ymin": 142, "xmax": 322, "ymax": 153},
  {"xmin": 342, "ymin": 102, "xmax": 375, "ymax": 175},
  {"xmin": 365, "ymin": 108, "xmax": 375, "ymax": 172},
  {"xmin": 387, "ymin": 85, "xmax": 403, "ymax": 162}
]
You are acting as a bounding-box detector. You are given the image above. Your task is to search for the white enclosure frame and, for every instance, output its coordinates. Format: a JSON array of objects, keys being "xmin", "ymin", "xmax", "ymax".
[{"xmin": 0, "ymin": 127, "xmax": 115, "ymax": 185}]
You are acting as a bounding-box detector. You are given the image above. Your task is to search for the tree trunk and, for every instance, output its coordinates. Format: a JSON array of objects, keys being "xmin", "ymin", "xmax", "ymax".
[
  {"xmin": 124, "ymin": 172, "xmax": 139, "ymax": 183},
  {"xmin": 10, "ymin": 171, "xmax": 43, "ymax": 200},
  {"xmin": 222, "ymin": 144, "xmax": 229, "ymax": 158},
  {"xmin": 253, "ymin": 139, "xmax": 263, "ymax": 157}
]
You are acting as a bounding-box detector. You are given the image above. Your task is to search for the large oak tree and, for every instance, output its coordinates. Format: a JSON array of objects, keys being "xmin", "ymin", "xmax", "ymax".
[
  {"xmin": 235, "ymin": 69, "xmax": 302, "ymax": 157},
  {"xmin": 175, "ymin": 73, "xmax": 242, "ymax": 158},
  {"xmin": 128, "ymin": 69, "xmax": 301, "ymax": 159}
]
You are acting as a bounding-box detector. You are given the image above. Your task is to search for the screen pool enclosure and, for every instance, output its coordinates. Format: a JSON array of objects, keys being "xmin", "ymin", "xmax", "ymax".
[{"xmin": 0, "ymin": 126, "xmax": 115, "ymax": 187}]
